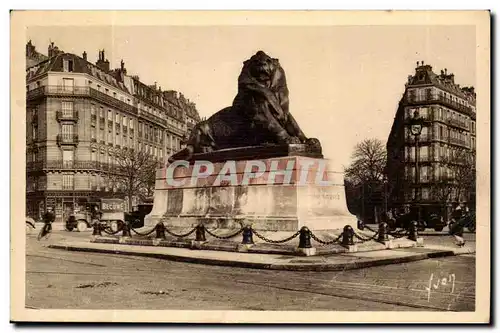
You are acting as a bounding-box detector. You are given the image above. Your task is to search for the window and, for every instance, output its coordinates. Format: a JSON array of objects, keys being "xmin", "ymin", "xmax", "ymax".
[
  {"xmin": 62, "ymin": 101, "xmax": 73, "ymax": 117},
  {"xmin": 100, "ymin": 152, "xmax": 104, "ymax": 163},
  {"xmin": 89, "ymin": 80, "xmax": 92, "ymax": 86},
  {"xmin": 61, "ymin": 124, "xmax": 74, "ymax": 138},
  {"xmin": 91, "ymin": 104, "xmax": 96, "ymax": 116},
  {"xmin": 108, "ymin": 110, "xmax": 112, "ymax": 121},
  {"xmin": 105, "ymin": 88, "xmax": 109, "ymax": 95},
  {"xmin": 62, "ymin": 150, "xmax": 74, "ymax": 168},
  {"xmin": 63, "ymin": 59, "xmax": 74, "ymax": 72},
  {"xmin": 91, "ymin": 151, "xmax": 96, "ymax": 161},
  {"xmin": 100, "ymin": 107, "xmax": 104, "ymax": 118},
  {"xmin": 91, "ymin": 127, "xmax": 96, "ymax": 141},
  {"xmin": 122, "ymin": 117, "xmax": 127, "ymax": 127},
  {"xmin": 63, "ymin": 78, "xmax": 74, "ymax": 92},
  {"xmin": 62, "ymin": 174, "xmax": 74, "ymax": 190},
  {"xmin": 115, "ymin": 114, "xmax": 120, "ymax": 123},
  {"xmin": 116, "ymin": 133, "xmax": 120, "ymax": 146},
  {"xmin": 97, "ymin": 85, "xmax": 101, "ymax": 91},
  {"xmin": 100, "ymin": 129, "xmax": 105, "ymax": 142},
  {"xmin": 108, "ymin": 130, "xmax": 113, "ymax": 143},
  {"xmin": 113, "ymin": 92, "xmax": 117, "ymax": 98}
]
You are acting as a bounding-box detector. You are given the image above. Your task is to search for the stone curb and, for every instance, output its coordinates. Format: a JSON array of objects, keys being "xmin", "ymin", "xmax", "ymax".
[{"xmin": 48, "ymin": 243, "xmax": 472, "ymax": 272}]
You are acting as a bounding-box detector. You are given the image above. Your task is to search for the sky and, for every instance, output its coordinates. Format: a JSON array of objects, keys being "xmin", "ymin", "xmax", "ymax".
[{"xmin": 26, "ymin": 25, "xmax": 476, "ymax": 170}]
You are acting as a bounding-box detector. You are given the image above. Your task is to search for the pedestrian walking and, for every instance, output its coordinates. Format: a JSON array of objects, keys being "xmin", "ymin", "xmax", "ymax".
[
  {"xmin": 449, "ymin": 204, "xmax": 466, "ymax": 247},
  {"xmin": 37, "ymin": 206, "xmax": 55, "ymax": 241}
]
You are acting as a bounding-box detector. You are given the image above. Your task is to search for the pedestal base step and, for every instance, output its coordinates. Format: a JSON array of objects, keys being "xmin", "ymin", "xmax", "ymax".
[{"xmin": 91, "ymin": 227, "xmax": 422, "ymax": 257}]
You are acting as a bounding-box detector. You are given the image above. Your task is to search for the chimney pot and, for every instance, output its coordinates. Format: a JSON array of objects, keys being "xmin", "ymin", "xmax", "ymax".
[
  {"xmin": 422, "ymin": 60, "xmax": 424, "ymax": 65},
  {"xmin": 83, "ymin": 51, "xmax": 87, "ymax": 60}
]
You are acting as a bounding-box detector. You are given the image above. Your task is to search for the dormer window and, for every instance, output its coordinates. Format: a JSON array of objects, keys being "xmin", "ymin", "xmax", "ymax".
[{"xmin": 63, "ymin": 59, "xmax": 74, "ymax": 72}]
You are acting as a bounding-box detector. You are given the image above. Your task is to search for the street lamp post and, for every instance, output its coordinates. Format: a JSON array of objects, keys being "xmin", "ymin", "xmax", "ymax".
[
  {"xmin": 410, "ymin": 109, "xmax": 424, "ymax": 223},
  {"xmin": 383, "ymin": 175, "xmax": 388, "ymax": 214}
]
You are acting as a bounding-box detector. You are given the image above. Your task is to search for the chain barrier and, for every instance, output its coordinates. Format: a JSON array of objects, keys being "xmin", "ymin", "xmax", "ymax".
[
  {"xmin": 164, "ymin": 226, "xmax": 197, "ymax": 238},
  {"xmin": 130, "ymin": 225, "xmax": 157, "ymax": 236},
  {"xmin": 102, "ymin": 227, "xmax": 122, "ymax": 236},
  {"xmin": 252, "ymin": 228, "xmax": 301, "ymax": 244},
  {"xmin": 309, "ymin": 231, "xmax": 344, "ymax": 245},
  {"xmin": 363, "ymin": 224, "xmax": 378, "ymax": 233},
  {"xmin": 205, "ymin": 227, "xmax": 245, "ymax": 240},
  {"xmin": 388, "ymin": 228, "xmax": 409, "ymax": 239},
  {"xmin": 353, "ymin": 230, "xmax": 380, "ymax": 242}
]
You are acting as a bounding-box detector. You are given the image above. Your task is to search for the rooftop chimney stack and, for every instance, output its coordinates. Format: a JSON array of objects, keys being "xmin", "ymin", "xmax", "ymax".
[{"xmin": 82, "ymin": 51, "xmax": 87, "ymax": 61}]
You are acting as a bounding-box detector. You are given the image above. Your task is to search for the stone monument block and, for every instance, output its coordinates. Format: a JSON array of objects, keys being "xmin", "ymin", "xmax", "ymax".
[{"xmin": 145, "ymin": 147, "xmax": 356, "ymax": 231}]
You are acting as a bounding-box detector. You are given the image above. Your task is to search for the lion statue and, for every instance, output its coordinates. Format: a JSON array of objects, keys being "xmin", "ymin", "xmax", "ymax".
[{"xmin": 169, "ymin": 50, "xmax": 321, "ymax": 163}]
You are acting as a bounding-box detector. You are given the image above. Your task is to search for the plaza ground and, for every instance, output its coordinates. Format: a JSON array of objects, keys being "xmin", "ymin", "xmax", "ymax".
[{"xmin": 25, "ymin": 229, "xmax": 475, "ymax": 311}]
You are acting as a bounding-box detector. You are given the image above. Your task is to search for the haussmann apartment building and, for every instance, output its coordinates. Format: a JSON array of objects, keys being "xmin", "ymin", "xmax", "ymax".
[
  {"xmin": 385, "ymin": 61, "xmax": 476, "ymax": 217},
  {"xmin": 25, "ymin": 41, "xmax": 201, "ymax": 222}
]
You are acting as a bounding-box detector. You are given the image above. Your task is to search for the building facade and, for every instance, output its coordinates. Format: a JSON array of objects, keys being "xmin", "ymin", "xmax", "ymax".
[
  {"xmin": 26, "ymin": 41, "xmax": 201, "ymax": 222},
  {"xmin": 386, "ymin": 61, "xmax": 476, "ymax": 215}
]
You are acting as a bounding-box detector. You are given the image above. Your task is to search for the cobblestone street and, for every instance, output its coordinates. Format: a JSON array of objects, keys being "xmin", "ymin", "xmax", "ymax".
[{"xmin": 25, "ymin": 230, "xmax": 475, "ymax": 311}]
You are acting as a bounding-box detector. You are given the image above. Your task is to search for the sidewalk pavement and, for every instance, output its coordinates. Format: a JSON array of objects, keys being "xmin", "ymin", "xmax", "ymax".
[{"xmin": 49, "ymin": 239, "xmax": 475, "ymax": 272}]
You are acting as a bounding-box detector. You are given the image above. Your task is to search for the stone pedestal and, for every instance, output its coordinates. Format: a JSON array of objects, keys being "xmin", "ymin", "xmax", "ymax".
[{"xmin": 145, "ymin": 146, "xmax": 356, "ymax": 232}]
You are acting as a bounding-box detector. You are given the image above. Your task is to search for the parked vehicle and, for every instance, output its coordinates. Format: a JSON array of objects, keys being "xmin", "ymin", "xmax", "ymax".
[
  {"xmin": 389, "ymin": 204, "xmax": 447, "ymax": 232},
  {"xmin": 65, "ymin": 198, "xmax": 126, "ymax": 232},
  {"xmin": 449, "ymin": 211, "xmax": 476, "ymax": 233},
  {"xmin": 125, "ymin": 203, "xmax": 154, "ymax": 229}
]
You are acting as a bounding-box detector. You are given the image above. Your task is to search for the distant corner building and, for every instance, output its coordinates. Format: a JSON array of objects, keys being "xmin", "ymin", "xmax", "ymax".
[
  {"xmin": 386, "ymin": 61, "xmax": 476, "ymax": 215},
  {"xmin": 25, "ymin": 40, "xmax": 201, "ymax": 222}
]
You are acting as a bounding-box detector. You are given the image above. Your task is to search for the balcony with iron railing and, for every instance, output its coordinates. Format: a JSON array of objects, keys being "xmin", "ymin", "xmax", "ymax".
[
  {"xmin": 446, "ymin": 117, "xmax": 469, "ymax": 130},
  {"xmin": 57, "ymin": 134, "xmax": 79, "ymax": 146},
  {"xmin": 448, "ymin": 136, "xmax": 469, "ymax": 147},
  {"xmin": 26, "ymin": 85, "xmax": 137, "ymax": 116},
  {"xmin": 138, "ymin": 109, "xmax": 168, "ymax": 127},
  {"xmin": 403, "ymin": 94, "xmax": 474, "ymax": 115},
  {"xmin": 27, "ymin": 160, "xmax": 126, "ymax": 173},
  {"xmin": 56, "ymin": 110, "xmax": 79, "ymax": 122}
]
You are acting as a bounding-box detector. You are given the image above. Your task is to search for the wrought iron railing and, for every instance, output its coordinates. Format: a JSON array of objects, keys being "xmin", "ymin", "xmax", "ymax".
[
  {"xmin": 56, "ymin": 110, "xmax": 79, "ymax": 122},
  {"xmin": 404, "ymin": 94, "xmax": 473, "ymax": 115},
  {"xmin": 57, "ymin": 134, "xmax": 79, "ymax": 145}
]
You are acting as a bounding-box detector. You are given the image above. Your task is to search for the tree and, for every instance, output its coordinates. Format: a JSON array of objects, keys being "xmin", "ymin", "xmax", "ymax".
[
  {"xmin": 445, "ymin": 148, "xmax": 476, "ymax": 204},
  {"xmin": 344, "ymin": 138, "xmax": 387, "ymax": 222},
  {"xmin": 111, "ymin": 148, "xmax": 160, "ymax": 211},
  {"xmin": 430, "ymin": 148, "xmax": 476, "ymax": 219},
  {"xmin": 344, "ymin": 138, "xmax": 387, "ymax": 185}
]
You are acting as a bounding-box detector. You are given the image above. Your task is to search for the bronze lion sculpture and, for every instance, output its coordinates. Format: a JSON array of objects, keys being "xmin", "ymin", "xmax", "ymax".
[{"xmin": 169, "ymin": 50, "xmax": 321, "ymax": 163}]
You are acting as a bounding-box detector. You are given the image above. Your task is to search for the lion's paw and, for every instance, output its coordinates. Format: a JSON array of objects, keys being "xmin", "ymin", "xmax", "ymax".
[
  {"xmin": 285, "ymin": 136, "xmax": 302, "ymax": 144},
  {"xmin": 305, "ymin": 138, "xmax": 321, "ymax": 147}
]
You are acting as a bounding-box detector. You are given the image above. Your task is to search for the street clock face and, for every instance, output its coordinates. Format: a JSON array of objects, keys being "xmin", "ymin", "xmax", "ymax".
[{"xmin": 411, "ymin": 124, "xmax": 422, "ymax": 136}]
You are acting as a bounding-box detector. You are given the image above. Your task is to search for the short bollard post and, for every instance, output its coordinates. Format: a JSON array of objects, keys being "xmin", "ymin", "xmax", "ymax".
[
  {"xmin": 298, "ymin": 226, "xmax": 312, "ymax": 249},
  {"xmin": 408, "ymin": 221, "xmax": 418, "ymax": 241},
  {"xmin": 92, "ymin": 223, "xmax": 102, "ymax": 236},
  {"xmin": 342, "ymin": 225, "xmax": 354, "ymax": 246},
  {"xmin": 195, "ymin": 224, "xmax": 206, "ymax": 242},
  {"xmin": 377, "ymin": 222, "xmax": 389, "ymax": 243},
  {"xmin": 121, "ymin": 222, "xmax": 132, "ymax": 238},
  {"xmin": 241, "ymin": 226, "xmax": 254, "ymax": 245},
  {"xmin": 155, "ymin": 222, "xmax": 166, "ymax": 239}
]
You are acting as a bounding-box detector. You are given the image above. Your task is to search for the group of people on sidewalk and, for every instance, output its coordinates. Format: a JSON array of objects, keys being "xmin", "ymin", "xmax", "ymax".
[{"xmin": 373, "ymin": 203, "xmax": 474, "ymax": 248}]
